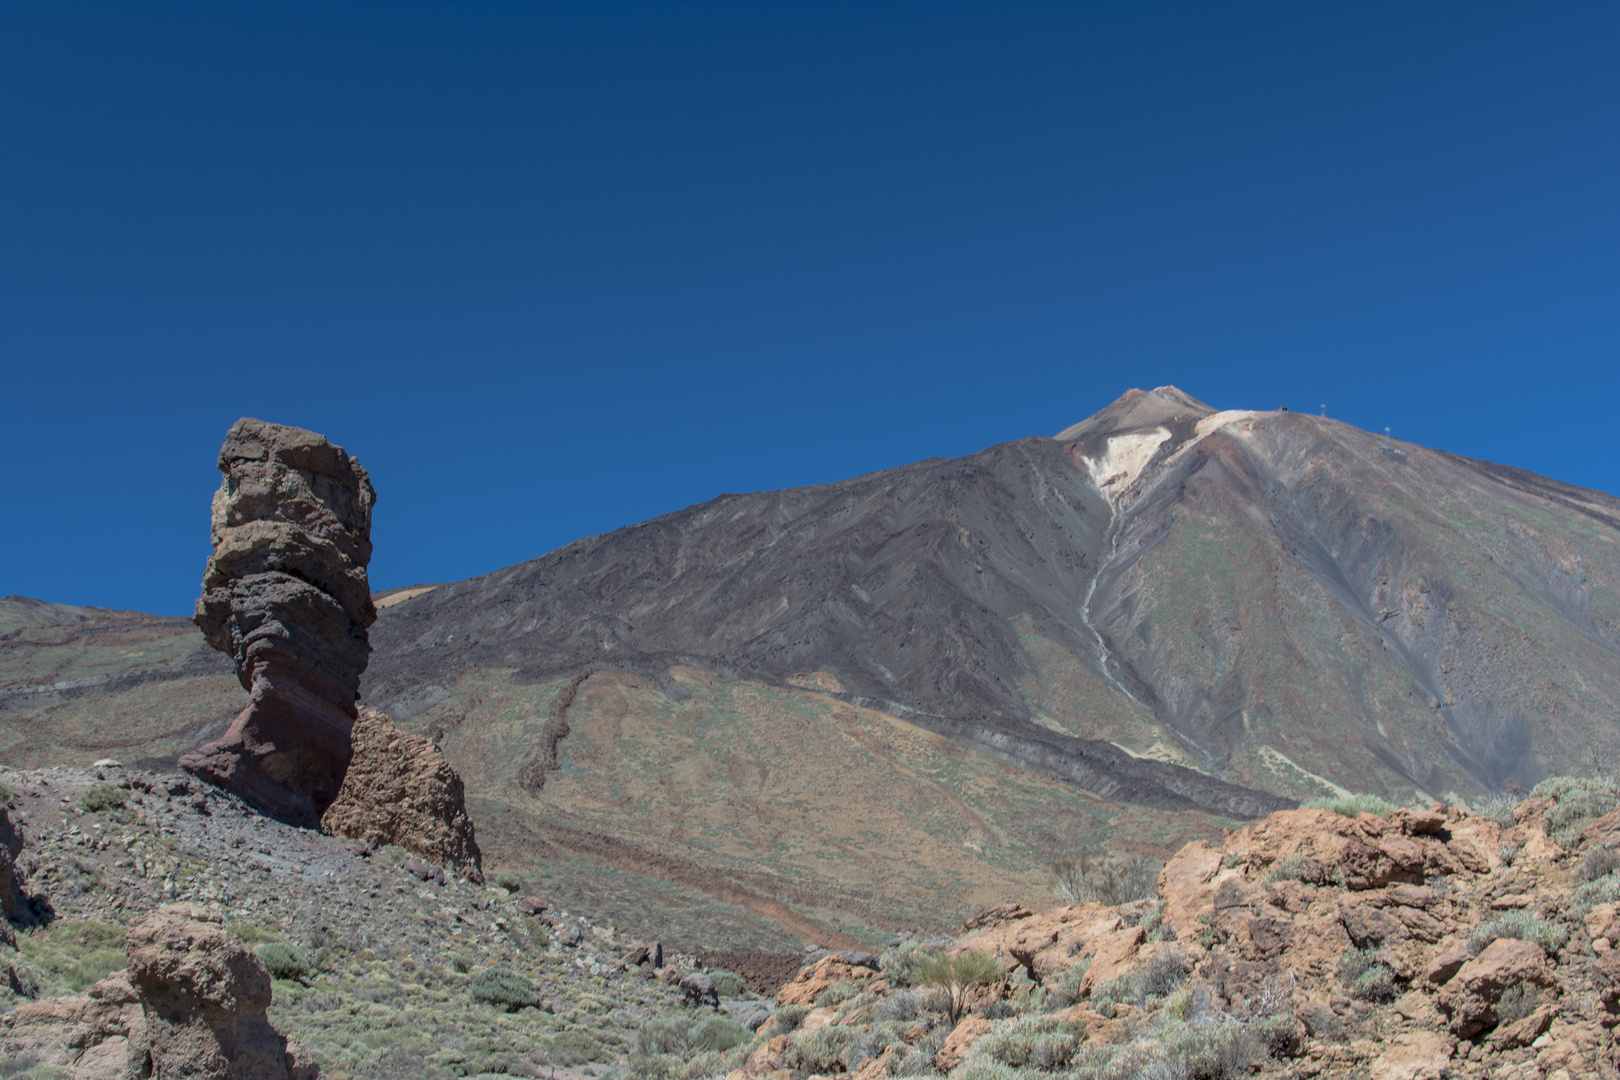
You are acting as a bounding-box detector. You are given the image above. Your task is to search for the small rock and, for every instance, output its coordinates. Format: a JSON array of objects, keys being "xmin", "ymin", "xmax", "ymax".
[{"xmin": 678, "ymin": 971, "xmax": 719, "ymax": 1008}]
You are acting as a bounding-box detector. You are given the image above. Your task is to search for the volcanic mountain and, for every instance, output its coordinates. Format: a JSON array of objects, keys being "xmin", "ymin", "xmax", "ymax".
[{"xmin": 4, "ymin": 387, "xmax": 1617, "ymax": 950}]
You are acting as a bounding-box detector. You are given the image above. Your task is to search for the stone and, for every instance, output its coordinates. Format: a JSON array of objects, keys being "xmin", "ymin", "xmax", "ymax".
[
  {"xmin": 0, "ymin": 906, "xmax": 316, "ymax": 1079},
  {"xmin": 775, "ymin": 955, "xmax": 875, "ymax": 1007},
  {"xmin": 403, "ymin": 857, "xmax": 445, "ymax": 885},
  {"xmin": 1439, "ymin": 937, "xmax": 1556, "ymax": 1038},
  {"xmin": 181, "ymin": 418, "xmax": 377, "ymax": 828},
  {"xmin": 321, "ymin": 708, "xmax": 483, "ymax": 882},
  {"xmin": 932, "ymin": 1015, "xmax": 994, "ymax": 1072},
  {"xmin": 1367, "ymin": 1030, "xmax": 1454, "ymax": 1080},
  {"xmin": 516, "ymin": 895, "xmax": 548, "ymax": 917},
  {"xmin": 0, "ymin": 804, "xmax": 29, "ymax": 930}
]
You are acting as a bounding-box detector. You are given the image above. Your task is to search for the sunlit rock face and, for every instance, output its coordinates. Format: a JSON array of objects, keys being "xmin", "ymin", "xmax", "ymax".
[{"xmin": 181, "ymin": 417, "xmax": 376, "ymax": 828}]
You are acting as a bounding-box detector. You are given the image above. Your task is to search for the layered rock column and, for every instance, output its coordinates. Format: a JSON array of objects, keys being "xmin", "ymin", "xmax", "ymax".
[{"xmin": 180, "ymin": 418, "xmax": 377, "ymax": 827}]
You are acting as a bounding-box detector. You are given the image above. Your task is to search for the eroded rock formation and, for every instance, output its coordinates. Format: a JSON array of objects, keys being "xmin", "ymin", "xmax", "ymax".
[
  {"xmin": 180, "ymin": 418, "xmax": 376, "ymax": 828},
  {"xmin": 0, "ymin": 905, "xmax": 318, "ymax": 1079},
  {"xmin": 321, "ymin": 708, "xmax": 483, "ymax": 882}
]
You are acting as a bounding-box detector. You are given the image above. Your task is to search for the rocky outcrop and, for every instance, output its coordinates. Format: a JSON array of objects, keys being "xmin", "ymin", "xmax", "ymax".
[
  {"xmin": 0, "ymin": 804, "xmax": 29, "ymax": 931},
  {"xmin": 729, "ymin": 786, "xmax": 1620, "ymax": 1080},
  {"xmin": 0, "ymin": 905, "xmax": 317, "ymax": 1079},
  {"xmin": 321, "ymin": 708, "xmax": 483, "ymax": 883},
  {"xmin": 181, "ymin": 418, "xmax": 377, "ymax": 828}
]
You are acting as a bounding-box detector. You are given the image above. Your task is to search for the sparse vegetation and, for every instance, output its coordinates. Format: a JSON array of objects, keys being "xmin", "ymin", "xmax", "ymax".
[
  {"xmin": 1339, "ymin": 947, "xmax": 1398, "ymax": 1002},
  {"xmin": 492, "ymin": 870, "xmax": 523, "ymax": 893},
  {"xmin": 469, "ymin": 966, "xmax": 539, "ymax": 1011},
  {"xmin": 1049, "ymin": 853, "xmax": 1161, "ymax": 905},
  {"xmin": 1265, "ymin": 854, "xmax": 1310, "ymax": 882},
  {"xmin": 972, "ymin": 1014, "xmax": 1086, "ymax": 1070},
  {"xmin": 77, "ymin": 784, "xmax": 125, "ymax": 813},
  {"xmin": 15, "ymin": 919, "xmax": 126, "ymax": 994},
  {"xmin": 1573, "ymin": 870, "xmax": 1620, "ymax": 912},
  {"xmin": 1305, "ymin": 792, "xmax": 1398, "ymax": 818},
  {"xmin": 1530, "ymin": 776, "xmax": 1620, "ymax": 843},
  {"xmin": 772, "ymin": 1004, "xmax": 809, "ymax": 1032},
  {"xmin": 1469, "ymin": 911, "xmax": 1569, "ymax": 955}
]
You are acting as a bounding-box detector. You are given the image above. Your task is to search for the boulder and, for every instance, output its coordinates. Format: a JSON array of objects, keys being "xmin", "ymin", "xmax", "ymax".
[
  {"xmin": 679, "ymin": 972, "xmax": 720, "ymax": 1008},
  {"xmin": 1439, "ymin": 937, "xmax": 1556, "ymax": 1038},
  {"xmin": 323, "ymin": 709, "xmax": 483, "ymax": 882},
  {"xmin": 181, "ymin": 418, "xmax": 377, "ymax": 828},
  {"xmin": 775, "ymin": 955, "xmax": 875, "ymax": 1007},
  {"xmin": 0, "ymin": 804, "xmax": 28, "ymax": 932},
  {"xmin": 0, "ymin": 905, "xmax": 317, "ymax": 1079}
]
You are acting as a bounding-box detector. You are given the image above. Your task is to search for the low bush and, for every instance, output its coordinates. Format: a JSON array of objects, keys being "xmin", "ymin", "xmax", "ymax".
[
  {"xmin": 879, "ymin": 940, "xmax": 937, "ymax": 988},
  {"xmin": 707, "ymin": 968, "xmax": 749, "ymax": 999},
  {"xmin": 815, "ymin": 978, "xmax": 862, "ymax": 1008},
  {"xmin": 688, "ymin": 1014, "xmax": 751, "ymax": 1054},
  {"xmin": 469, "ymin": 966, "xmax": 539, "ymax": 1011},
  {"xmin": 841, "ymin": 1022, "xmax": 907, "ymax": 1071},
  {"xmin": 971, "ymin": 1014, "xmax": 1085, "ymax": 1070},
  {"xmin": 797, "ymin": 1025, "xmax": 854, "ymax": 1073},
  {"xmin": 1469, "ymin": 911, "xmax": 1569, "ymax": 955},
  {"xmin": 77, "ymin": 785, "xmax": 125, "ymax": 813},
  {"xmin": 1580, "ymin": 845, "xmax": 1620, "ymax": 883},
  {"xmin": 1572, "ymin": 870, "xmax": 1620, "ymax": 912},
  {"xmin": 1305, "ymin": 792, "xmax": 1398, "ymax": 818},
  {"xmin": 1474, "ymin": 793, "xmax": 1521, "ymax": 827},
  {"xmin": 538, "ymin": 1030, "xmax": 609, "ymax": 1063},
  {"xmin": 1496, "ymin": 983, "xmax": 1540, "ymax": 1026},
  {"xmin": 16, "ymin": 919, "xmax": 126, "ymax": 994},
  {"xmin": 1340, "ymin": 948, "xmax": 1398, "ymax": 1003},
  {"xmin": 492, "ymin": 870, "xmax": 523, "ymax": 893},
  {"xmin": 875, "ymin": 988, "xmax": 925, "ymax": 1022},
  {"xmin": 256, "ymin": 942, "xmax": 310, "ymax": 981},
  {"xmin": 1264, "ymin": 854, "xmax": 1311, "ymax": 883},
  {"xmin": 772, "ymin": 1004, "xmax": 808, "ymax": 1032},
  {"xmin": 1251, "ymin": 1013, "xmax": 1304, "ymax": 1057},
  {"xmin": 1530, "ymin": 776, "xmax": 1620, "ymax": 843},
  {"xmin": 1050, "ymin": 853, "xmax": 1161, "ymax": 906}
]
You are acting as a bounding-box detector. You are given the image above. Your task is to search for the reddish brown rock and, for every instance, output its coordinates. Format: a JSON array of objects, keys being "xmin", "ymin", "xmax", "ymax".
[
  {"xmin": 933, "ymin": 1015, "xmax": 994, "ymax": 1072},
  {"xmin": 181, "ymin": 418, "xmax": 377, "ymax": 828},
  {"xmin": 775, "ymin": 955, "xmax": 875, "ymax": 1008},
  {"xmin": 0, "ymin": 805, "xmax": 28, "ymax": 932},
  {"xmin": 321, "ymin": 708, "xmax": 483, "ymax": 882},
  {"xmin": 1439, "ymin": 937, "xmax": 1556, "ymax": 1038}
]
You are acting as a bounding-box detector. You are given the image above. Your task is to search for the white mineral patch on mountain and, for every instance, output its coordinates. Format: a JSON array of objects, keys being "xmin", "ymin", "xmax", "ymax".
[{"xmin": 1083, "ymin": 427, "xmax": 1171, "ymax": 496}]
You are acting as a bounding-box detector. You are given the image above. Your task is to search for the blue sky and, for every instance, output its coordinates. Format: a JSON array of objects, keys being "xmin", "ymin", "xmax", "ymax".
[{"xmin": 3, "ymin": 2, "xmax": 1617, "ymax": 616}]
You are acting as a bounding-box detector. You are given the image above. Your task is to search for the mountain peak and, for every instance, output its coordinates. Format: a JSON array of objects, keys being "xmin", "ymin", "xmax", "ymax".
[{"xmin": 1053, "ymin": 385, "xmax": 1216, "ymax": 442}]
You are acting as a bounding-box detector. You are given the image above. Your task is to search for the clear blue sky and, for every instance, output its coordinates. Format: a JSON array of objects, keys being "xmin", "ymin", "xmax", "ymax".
[{"xmin": 4, "ymin": 2, "xmax": 1617, "ymax": 616}]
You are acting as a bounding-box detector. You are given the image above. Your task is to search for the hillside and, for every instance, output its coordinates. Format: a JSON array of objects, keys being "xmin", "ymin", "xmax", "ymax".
[{"xmin": 4, "ymin": 388, "xmax": 1618, "ymax": 952}]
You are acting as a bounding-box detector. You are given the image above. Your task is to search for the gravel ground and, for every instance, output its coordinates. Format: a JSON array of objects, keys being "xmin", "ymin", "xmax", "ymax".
[{"xmin": 0, "ymin": 764, "xmax": 768, "ymax": 1079}]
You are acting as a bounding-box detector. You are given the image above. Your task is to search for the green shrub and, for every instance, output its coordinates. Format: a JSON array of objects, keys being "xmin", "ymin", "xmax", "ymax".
[
  {"xmin": 688, "ymin": 1014, "xmax": 751, "ymax": 1053},
  {"xmin": 1049, "ymin": 853, "xmax": 1161, "ymax": 905},
  {"xmin": 945, "ymin": 1061, "xmax": 1026, "ymax": 1080},
  {"xmin": 493, "ymin": 870, "xmax": 523, "ymax": 893},
  {"xmin": 797, "ymin": 1026, "xmax": 854, "ymax": 1073},
  {"xmin": 633, "ymin": 1017, "xmax": 691, "ymax": 1057},
  {"xmin": 879, "ymin": 940, "xmax": 937, "ymax": 988},
  {"xmin": 468, "ymin": 966, "xmax": 538, "ymax": 1011},
  {"xmin": 1474, "ymin": 793, "xmax": 1521, "ymax": 827},
  {"xmin": 227, "ymin": 922, "xmax": 283, "ymax": 947},
  {"xmin": 0, "ymin": 781, "xmax": 13, "ymax": 803},
  {"xmin": 256, "ymin": 942, "xmax": 310, "ymax": 981},
  {"xmin": 16, "ymin": 919, "xmax": 126, "ymax": 993},
  {"xmin": 1265, "ymin": 855, "xmax": 1310, "ymax": 883},
  {"xmin": 1305, "ymin": 792, "xmax": 1398, "ymax": 818},
  {"xmin": 972, "ymin": 1014, "xmax": 1085, "ymax": 1070},
  {"xmin": 1530, "ymin": 776, "xmax": 1620, "ymax": 843},
  {"xmin": 1496, "ymin": 983, "xmax": 1540, "ymax": 1026},
  {"xmin": 1251, "ymin": 1013, "xmax": 1303, "ymax": 1057},
  {"xmin": 913, "ymin": 951, "xmax": 1004, "ymax": 1023},
  {"xmin": 875, "ymin": 988, "xmax": 925, "ymax": 1021},
  {"xmin": 1162, "ymin": 1019, "xmax": 1263, "ymax": 1079},
  {"xmin": 1339, "ymin": 947, "xmax": 1398, "ymax": 1002},
  {"xmin": 539, "ymin": 1030, "xmax": 609, "ymax": 1062},
  {"xmin": 1572, "ymin": 870, "xmax": 1620, "ymax": 912},
  {"xmin": 816, "ymin": 978, "xmax": 862, "ymax": 1008},
  {"xmin": 772, "ymin": 1004, "xmax": 808, "ymax": 1032},
  {"xmin": 1469, "ymin": 911, "xmax": 1569, "ymax": 955},
  {"xmin": 1580, "ymin": 845, "xmax": 1620, "ymax": 883},
  {"xmin": 77, "ymin": 785, "xmax": 125, "ymax": 813},
  {"xmin": 707, "ymin": 969, "xmax": 749, "ymax": 999}
]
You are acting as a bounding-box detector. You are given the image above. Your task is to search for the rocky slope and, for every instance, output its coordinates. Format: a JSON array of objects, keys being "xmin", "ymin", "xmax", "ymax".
[{"xmin": 4, "ymin": 763, "xmax": 1614, "ymax": 1078}]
